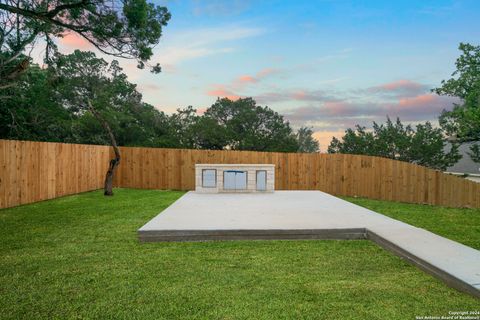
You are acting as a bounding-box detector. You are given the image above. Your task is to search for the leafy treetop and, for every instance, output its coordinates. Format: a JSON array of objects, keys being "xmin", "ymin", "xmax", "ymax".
[
  {"xmin": 328, "ymin": 117, "xmax": 461, "ymax": 171},
  {"xmin": 0, "ymin": 0, "xmax": 170, "ymax": 88},
  {"xmin": 433, "ymin": 42, "xmax": 480, "ymax": 163}
]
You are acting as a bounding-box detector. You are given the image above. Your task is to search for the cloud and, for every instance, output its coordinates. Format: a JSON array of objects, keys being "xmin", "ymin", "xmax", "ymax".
[
  {"xmin": 232, "ymin": 68, "xmax": 279, "ymax": 87},
  {"xmin": 284, "ymin": 94, "xmax": 458, "ymax": 125},
  {"xmin": 391, "ymin": 94, "xmax": 456, "ymax": 118},
  {"xmin": 256, "ymin": 67, "xmax": 277, "ymax": 78},
  {"xmin": 316, "ymin": 48, "xmax": 353, "ymax": 63},
  {"xmin": 237, "ymin": 75, "xmax": 257, "ymax": 83},
  {"xmin": 206, "ymin": 85, "xmax": 241, "ymax": 101},
  {"xmin": 377, "ymin": 79, "xmax": 423, "ymax": 91},
  {"xmin": 156, "ymin": 26, "xmax": 265, "ymax": 66},
  {"xmin": 255, "ymin": 89, "xmax": 333, "ymax": 104},
  {"xmin": 159, "ymin": 46, "xmax": 234, "ymax": 66},
  {"xmin": 206, "ymin": 67, "xmax": 280, "ymax": 100},
  {"xmin": 317, "ymin": 77, "xmax": 351, "ymax": 85},
  {"xmin": 202, "ymin": 77, "xmax": 458, "ymax": 149},
  {"xmin": 368, "ymin": 79, "xmax": 428, "ymax": 97},
  {"xmin": 299, "ymin": 93, "xmax": 458, "ymax": 149},
  {"xmin": 137, "ymin": 83, "xmax": 162, "ymax": 93}
]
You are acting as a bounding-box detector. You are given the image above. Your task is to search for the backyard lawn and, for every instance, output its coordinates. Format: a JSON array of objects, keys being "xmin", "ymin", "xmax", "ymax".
[{"xmin": 0, "ymin": 188, "xmax": 478, "ymax": 319}]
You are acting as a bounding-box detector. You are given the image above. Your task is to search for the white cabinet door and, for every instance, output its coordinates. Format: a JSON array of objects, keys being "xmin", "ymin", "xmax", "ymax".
[
  {"xmin": 256, "ymin": 170, "xmax": 266, "ymax": 190},
  {"xmin": 235, "ymin": 171, "xmax": 247, "ymax": 189},
  {"xmin": 223, "ymin": 171, "xmax": 236, "ymax": 190},
  {"xmin": 202, "ymin": 169, "xmax": 216, "ymax": 187},
  {"xmin": 223, "ymin": 171, "xmax": 247, "ymax": 190}
]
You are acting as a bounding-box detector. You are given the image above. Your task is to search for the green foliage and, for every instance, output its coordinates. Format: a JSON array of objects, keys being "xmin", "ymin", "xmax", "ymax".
[
  {"xmin": 468, "ymin": 144, "xmax": 480, "ymax": 163},
  {"xmin": 167, "ymin": 106, "xmax": 200, "ymax": 148},
  {"xmin": 0, "ymin": 188, "xmax": 478, "ymax": 318},
  {"xmin": 204, "ymin": 98, "xmax": 299, "ymax": 152},
  {"xmin": 329, "ymin": 126, "xmax": 376, "ymax": 156},
  {"xmin": 296, "ymin": 127, "xmax": 320, "ymax": 153},
  {"xmin": 0, "ymin": 0, "xmax": 171, "ymax": 88},
  {"xmin": 328, "ymin": 117, "xmax": 461, "ymax": 170},
  {"xmin": 433, "ymin": 43, "xmax": 480, "ymax": 106},
  {"xmin": 51, "ymin": 50, "xmax": 174, "ymax": 147},
  {"xmin": 1, "ymin": 51, "xmax": 175, "ymax": 147},
  {"xmin": 190, "ymin": 116, "xmax": 229, "ymax": 150},
  {"xmin": 434, "ymin": 43, "xmax": 480, "ymax": 163},
  {"xmin": 0, "ymin": 64, "xmax": 72, "ymax": 141},
  {"xmin": 0, "ymin": 52, "xmax": 309, "ymax": 152}
]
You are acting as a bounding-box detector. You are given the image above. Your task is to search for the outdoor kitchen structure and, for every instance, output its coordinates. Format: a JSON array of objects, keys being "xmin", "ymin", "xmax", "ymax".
[{"xmin": 195, "ymin": 164, "xmax": 275, "ymax": 193}]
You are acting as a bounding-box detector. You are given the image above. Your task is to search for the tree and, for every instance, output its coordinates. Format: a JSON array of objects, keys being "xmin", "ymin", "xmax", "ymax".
[
  {"xmin": 0, "ymin": 75, "xmax": 314, "ymax": 154},
  {"xmin": 0, "ymin": 55, "xmax": 181, "ymax": 150},
  {"xmin": 328, "ymin": 126, "xmax": 376, "ymax": 156},
  {"xmin": 296, "ymin": 127, "xmax": 319, "ymax": 153},
  {"xmin": 190, "ymin": 116, "xmax": 229, "ymax": 150},
  {"xmin": 168, "ymin": 106, "xmax": 199, "ymax": 149},
  {"xmin": 433, "ymin": 43, "xmax": 480, "ymax": 163},
  {"xmin": 0, "ymin": 0, "xmax": 171, "ymax": 88},
  {"xmin": 0, "ymin": 64, "xmax": 72, "ymax": 141},
  {"xmin": 408, "ymin": 122, "xmax": 460, "ymax": 170},
  {"xmin": 51, "ymin": 50, "xmax": 141, "ymax": 195},
  {"xmin": 204, "ymin": 97, "xmax": 299, "ymax": 152},
  {"xmin": 328, "ymin": 117, "xmax": 460, "ymax": 170}
]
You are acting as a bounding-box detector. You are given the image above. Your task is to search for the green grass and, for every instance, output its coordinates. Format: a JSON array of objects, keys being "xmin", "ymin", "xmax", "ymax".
[
  {"xmin": 344, "ymin": 196, "xmax": 480, "ymax": 250},
  {"xmin": 0, "ymin": 189, "xmax": 478, "ymax": 319}
]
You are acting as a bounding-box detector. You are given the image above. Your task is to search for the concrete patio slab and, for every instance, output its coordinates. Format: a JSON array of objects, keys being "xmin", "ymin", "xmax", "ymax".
[{"xmin": 138, "ymin": 191, "xmax": 480, "ymax": 298}]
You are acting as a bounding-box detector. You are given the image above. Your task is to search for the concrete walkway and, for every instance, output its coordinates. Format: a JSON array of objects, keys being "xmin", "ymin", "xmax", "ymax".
[{"xmin": 138, "ymin": 191, "xmax": 480, "ymax": 298}]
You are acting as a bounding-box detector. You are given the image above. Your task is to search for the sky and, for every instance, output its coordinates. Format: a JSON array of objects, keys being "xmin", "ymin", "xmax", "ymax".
[{"xmin": 49, "ymin": 0, "xmax": 480, "ymax": 150}]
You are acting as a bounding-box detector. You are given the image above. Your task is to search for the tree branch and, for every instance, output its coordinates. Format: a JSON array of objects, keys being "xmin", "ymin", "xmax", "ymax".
[
  {"xmin": 86, "ymin": 99, "xmax": 120, "ymax": 158},
  {"xmin": 44, "ymin": 1, "xmax": 93, "ymax": 18},
  {"xmin": 86, "ymin": 99, "xmax": 121, "ymax": 196}
]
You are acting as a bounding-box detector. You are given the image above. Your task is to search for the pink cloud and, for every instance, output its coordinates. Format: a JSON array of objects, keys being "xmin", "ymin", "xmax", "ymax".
[
  {"xmin": 380, "ymin": 79, "xmax": 423, "ymax": 91},
  {"xmin": 387, "ymin": 93, "xmax": 457, "ymax": 117},
  {"xmin": 322, "ymin": 101, "xmax": 355, "ymax": 116},
  {"xmin": 292, "ymin": 90, "xmax": 307, "ymax": 100},
  {"xmin": 238, "ymin": 75, "xmax": 257, "ymax": 83},
  {"xmin": 398, "ymin": 93, "xmax": 435, "ymax": 106},
  {"xmin": 231, "ymin": 67, "xmax": 279, "ymax": 89},
  {"xmin": 256, "ymin": 67, "xmax": 277, "ymax": 78},
  {"xmin": 207, "ymin": 67, "xmax": 279, "ymax": 100},
  {"xmin": 368, "ymin": 79, "xmax": 428, "ymax": 97},
  {"xmin": 285, "ymin": 93, "xmax": 458, "ymax": 126},
  {"xmin": 207, "ymin": 86, "xmax": 241, "ymax": 101},
  {"xmin": 255, "ymin": 89, "xmax": 330, "ymax": 104}
]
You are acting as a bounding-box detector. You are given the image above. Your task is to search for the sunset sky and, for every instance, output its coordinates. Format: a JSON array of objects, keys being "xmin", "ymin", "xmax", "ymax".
[{"xmin": 46, "ymin": 0, "xmax": 480, "ymax": 150}]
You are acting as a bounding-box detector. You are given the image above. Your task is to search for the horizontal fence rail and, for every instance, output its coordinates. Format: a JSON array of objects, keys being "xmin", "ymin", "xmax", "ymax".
[{"xmin": 1, "ymin": 139, "xmax": 479, "ymax": 209}]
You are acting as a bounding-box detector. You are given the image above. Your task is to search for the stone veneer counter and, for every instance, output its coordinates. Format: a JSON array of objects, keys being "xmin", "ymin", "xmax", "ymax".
[{"xmin": 195, "ymin": 164, "xmax": 274, "ymax": 193}]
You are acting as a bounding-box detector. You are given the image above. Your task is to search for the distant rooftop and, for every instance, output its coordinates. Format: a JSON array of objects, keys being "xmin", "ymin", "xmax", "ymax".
[{"xmin": 446, "ymin": 142, "xmax": 480, "ymax": 175}]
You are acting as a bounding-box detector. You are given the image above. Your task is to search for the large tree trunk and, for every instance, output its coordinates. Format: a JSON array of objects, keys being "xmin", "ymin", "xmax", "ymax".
[{"xmin": 87, "ymin": 100, "xmax": 120, "ymax": 196}]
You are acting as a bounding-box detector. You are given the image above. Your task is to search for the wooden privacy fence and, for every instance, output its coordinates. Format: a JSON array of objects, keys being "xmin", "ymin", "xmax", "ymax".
[
  {"xmin": 114, "ymin": 146, "xmax": 480, "ymax": 208},
  {"xmin": 1, "ymin": 139, "xmax": 479, "ymax": 209},
  {"xmin": 0, "ymin": 139, "xmax": 110, "ymax": 209}
]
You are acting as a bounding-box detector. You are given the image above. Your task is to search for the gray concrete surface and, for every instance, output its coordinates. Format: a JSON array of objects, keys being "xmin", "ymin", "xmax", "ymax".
[{"xmin": 138, "ymin": 191, "xmax": 480, "ymax": 298}]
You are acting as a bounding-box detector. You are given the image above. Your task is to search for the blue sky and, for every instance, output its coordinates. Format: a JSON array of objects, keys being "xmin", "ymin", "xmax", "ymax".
[{"xmin": 55, "ymin": 0, "xmax": 480, "ymax": 150}]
